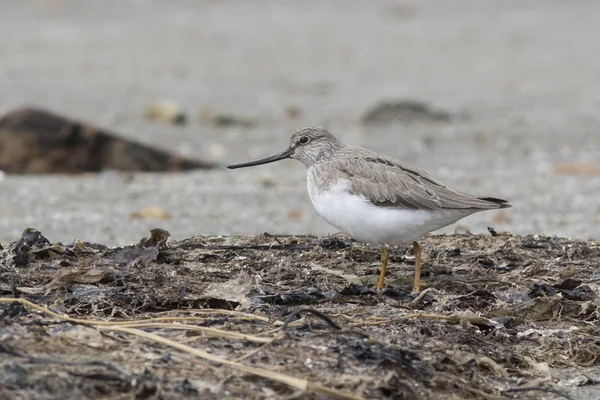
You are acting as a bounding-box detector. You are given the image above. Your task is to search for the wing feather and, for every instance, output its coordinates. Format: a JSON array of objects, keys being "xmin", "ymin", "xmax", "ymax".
[{"xmin": 335, "ymin": 156, "xmax": 509, "ymax": 211}]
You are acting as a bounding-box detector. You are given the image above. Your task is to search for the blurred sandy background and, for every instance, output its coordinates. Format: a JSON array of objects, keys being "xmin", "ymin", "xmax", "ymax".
[{"xmin": 0, "ymin": 0, "xmax": 598, "ymax": 245}]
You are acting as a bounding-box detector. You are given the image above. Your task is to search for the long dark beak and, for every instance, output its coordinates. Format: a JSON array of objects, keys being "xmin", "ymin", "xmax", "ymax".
[{"xmin": 227, "ymin": 148, "xmax": 292, "ymax": 169}]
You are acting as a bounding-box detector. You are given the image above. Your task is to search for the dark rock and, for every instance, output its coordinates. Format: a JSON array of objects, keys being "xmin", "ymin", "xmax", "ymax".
[
  {"xmin": 529, "ymin": 283, "xmax": 556, "ymax": 298},
  {"xmin": 139, "ymin": 228, "xmax": 171, "ymax": 248},
  {"xmin": 340, "ymin": 284, "xmax": 376, "ymax": 296},
  {"xmin": 559, "ymin": 285, "xmax": 595, "ymax": 301},
  {"xmin": 19, "ymin": 228, "xmax": 51, "ymax": 247},
  {"xmin": 320, "ymin": 237, "xmax": 350, "ymax": 250},
  {"xmin": 362, "ymin": 100, "xmax": 453, "ymax": 125},
  {"xmin": 0, "ymin": 301, "xmax": 26, "ymax": 323},
  {"xmin": 553, "ymin": 278, "xmax": 582, "ymax": 290},
  {"xmin": 0, "ymin": 107, "xmax": 215, "ymax": 173},
  {"xmin": 451, "ymin": 290, "xmax": 496, "ymax": 310},
  {"xmin": 490, "ymin": 316, "xmax": 519, "ymax": 329},
  {"xmin": 444, "ymin": 248, "xmax": 461, "ymax": 257},
  {"xmin": 11, "ymin": 244, "xmax": 30, "ymax": 268},
  {"xmin": 257, "ymin": 291, "xmax": 325, "ymax": 305},
  {"xmin": 173, "ymin": 379, "xmax": 198, "ymax": 395},
  {"xmin": 382, "ymin": 287, "xmax": 412, "ymax": 299},
  {"xmin": 477, "ymin": 257, "xmax": 518, "ymax": 271}
]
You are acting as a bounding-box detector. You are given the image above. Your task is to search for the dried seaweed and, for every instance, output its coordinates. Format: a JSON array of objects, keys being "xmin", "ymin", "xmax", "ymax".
[{"xmin": 0, "ymin": 230, "xmax": 599, "ymax": 399}]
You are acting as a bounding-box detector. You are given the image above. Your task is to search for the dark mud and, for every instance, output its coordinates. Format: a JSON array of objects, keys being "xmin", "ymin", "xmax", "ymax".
[{"xmin": 0, "ymin": 229, "xmax": 599, "ymax": 399}]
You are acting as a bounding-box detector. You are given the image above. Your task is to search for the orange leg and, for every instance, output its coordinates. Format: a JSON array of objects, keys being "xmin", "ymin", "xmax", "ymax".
[
  {"xmin": 412, "ymin": 241, "xmax": 422, "ymax": 294},
  {"xmin": 377, "ymin": 245, "xmax": 389, "ymax": 290}
]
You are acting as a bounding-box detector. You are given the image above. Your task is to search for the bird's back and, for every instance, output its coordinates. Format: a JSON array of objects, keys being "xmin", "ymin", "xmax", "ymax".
[{"xmin": 314, "ymin": 145, "xmax": 511, "ymax": 212}]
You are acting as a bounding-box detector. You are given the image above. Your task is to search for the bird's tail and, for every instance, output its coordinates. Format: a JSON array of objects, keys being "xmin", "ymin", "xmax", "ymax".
[{"xmin": 477, "ymin": 197, "xmax": 512, "ymax": 209}]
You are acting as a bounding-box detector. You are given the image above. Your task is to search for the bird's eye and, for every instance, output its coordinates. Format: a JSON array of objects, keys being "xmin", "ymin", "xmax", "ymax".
[{"xmin": 298, "ymin": 136, "xmax": 310, "ymax": 145}]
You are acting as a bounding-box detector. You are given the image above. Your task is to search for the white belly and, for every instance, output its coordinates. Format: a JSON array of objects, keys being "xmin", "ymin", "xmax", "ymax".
[{"xmin": 307, "ymin": 175, "xmax": 475, "ymax": 245}]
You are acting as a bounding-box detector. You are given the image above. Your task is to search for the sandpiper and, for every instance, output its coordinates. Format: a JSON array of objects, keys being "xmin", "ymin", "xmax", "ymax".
[{"xmin": 228, "ymin": 127, "xmax": 511, "ymax": 293}]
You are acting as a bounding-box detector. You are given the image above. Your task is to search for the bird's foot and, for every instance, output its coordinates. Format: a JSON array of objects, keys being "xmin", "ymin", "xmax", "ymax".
[{"xmin": 411, "ymin": 280, "xmax": 422, "ymax": 294}]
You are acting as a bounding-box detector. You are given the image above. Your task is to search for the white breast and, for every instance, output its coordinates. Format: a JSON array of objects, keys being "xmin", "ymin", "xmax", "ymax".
[{"xmin": 307, "ymin": 170, "xmax": 475, "ymax": 246}]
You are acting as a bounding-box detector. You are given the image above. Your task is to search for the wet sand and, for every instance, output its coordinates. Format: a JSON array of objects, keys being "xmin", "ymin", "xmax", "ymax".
[{"xmin": 0, "ymin": 0, "xmax": 599, "ymax": 245}]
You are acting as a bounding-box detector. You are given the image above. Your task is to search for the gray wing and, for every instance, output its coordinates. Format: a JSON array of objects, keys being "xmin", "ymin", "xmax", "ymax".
[{"xmin": 334, "ymin": 155, "xmax": 511, "ymax": 211}]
